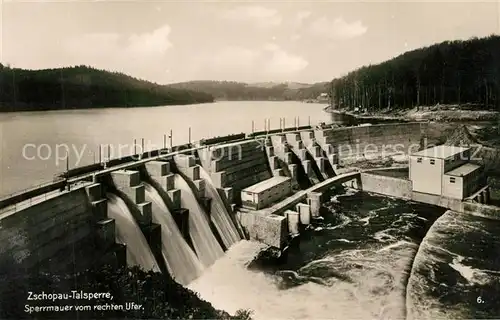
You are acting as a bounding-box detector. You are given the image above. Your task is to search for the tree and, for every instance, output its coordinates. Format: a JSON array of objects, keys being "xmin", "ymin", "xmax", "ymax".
[{"xmin": 329, "ymin": 35, "xmax": 500, "ymax": 111}]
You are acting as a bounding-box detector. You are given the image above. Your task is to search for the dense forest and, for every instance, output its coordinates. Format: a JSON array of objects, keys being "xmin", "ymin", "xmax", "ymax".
[
  {"xmin": 0, "ymin": 65, "xmax": 214, "ymax": 112},
  {"xmin": 167, "ymin": 80, "xmax": 329, "ymax": 101},
  {"xmin": 329, "ymin": 35, "xmax": 500, "ymax": 111}
]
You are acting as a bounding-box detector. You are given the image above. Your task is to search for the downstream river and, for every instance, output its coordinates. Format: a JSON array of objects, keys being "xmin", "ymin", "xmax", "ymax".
[
  {"xmin": 189, "ymin": 189, "xmax": 500, "ymax": 320},
  {"xmin": 0, "ymin": 101, "xmax": 329, "ymax": 197}
]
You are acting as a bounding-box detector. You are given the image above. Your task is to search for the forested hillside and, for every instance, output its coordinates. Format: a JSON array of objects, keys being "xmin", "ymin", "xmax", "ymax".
[
  {"xmin": 0, "ymin": 65, "xmax": 214, "ymax": 112},
  {"xmin": 167, "ymin": 80, "xmax": 329, "ymax": 101},
  {"xmin": 329, "ymin": 35, "xmax": 500, "ymax": 111}
]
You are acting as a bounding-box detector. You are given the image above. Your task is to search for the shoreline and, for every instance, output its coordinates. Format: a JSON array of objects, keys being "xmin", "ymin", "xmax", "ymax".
[
  {"xmin": 0, "ymin": 99, "xmax": 328, "ymax": 113},
  {"xmin": 0, "ymin": 100, "xmax": 216, "ymax": 113},
  {"xmin": 324, "ymin": 105, "xmax": 500, "ymax": 123}
]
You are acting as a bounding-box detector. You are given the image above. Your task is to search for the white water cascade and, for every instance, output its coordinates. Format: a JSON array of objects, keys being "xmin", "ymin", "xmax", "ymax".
[
  {"xmin": 199, "ymin": 167, "xmax": 241, "ymax": 249},
  {"xmin": 106, "ymin": 193, "xmax": 160, "ymax": 272},
  {"xmin": 144, "ymin": 182, "xmax": 205, "ymax": 285},
  {"xmin": 174, "ymin": 174, "xmax": 224, "ymax": 268}
]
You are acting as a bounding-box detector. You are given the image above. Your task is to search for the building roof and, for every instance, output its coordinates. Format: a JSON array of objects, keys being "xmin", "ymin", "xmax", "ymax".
[
  {"xmin": 411, "ymin": 145, "xmax": 470, "ymax": 160},
  {"xmin": 445, "ymin": 163, "xmax": 482, "ymax": 177},
  {"xmin": 242, "ymin": 176, "xmax": 290, "ymax": 194}
]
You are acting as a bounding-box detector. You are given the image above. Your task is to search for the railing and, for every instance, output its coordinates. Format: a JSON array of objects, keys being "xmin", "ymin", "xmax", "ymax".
[
  {"xmin": 0, "ymin": 179, "xmax": 66, "ymax": 212},
  {"xmin": 0, "ymin": 124, "xmax": 319, "ymax": 211}
]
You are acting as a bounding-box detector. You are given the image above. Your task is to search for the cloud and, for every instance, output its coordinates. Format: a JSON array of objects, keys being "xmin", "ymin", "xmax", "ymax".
[
  {"xmin": 193, "ymin": 44, "xmax": 308, "ymax": 82},
  {"xmin": 127, "ymin": 25, "xmax": 172, "ymax": 56},
  {"xmin": 219, "ymin": 5, "xmax": 282, "ymax": 29},
  {"xmin": 308, "ymin": 17, "xmax": 367, "ymax": 39},
  {"xmin": 261, "ymin": 43, "xmax": 309, "ymax": 74},
  {"xmin": 63, "ymin": 24, "xmax": 172, "ymax": 82},
  {"xmin": 295, "ymin": 10, "xmax": 312, "ymax": 26}
]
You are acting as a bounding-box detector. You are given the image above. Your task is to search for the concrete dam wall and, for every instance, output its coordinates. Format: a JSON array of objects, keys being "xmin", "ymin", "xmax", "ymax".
[
  {"xmin": 198, "ymin": 139, "xmax": 273, "ymax": 205},
  {"xmin": 0, "ymin": 185, "xmax": 123, "ymax": 275},
  {"xmin": 4, "ymin": 121, "xmax": 488, "ymax": 286},
  {"xmin": 315, "ymin": 122, "xmax": 427, "ymax": 165}
]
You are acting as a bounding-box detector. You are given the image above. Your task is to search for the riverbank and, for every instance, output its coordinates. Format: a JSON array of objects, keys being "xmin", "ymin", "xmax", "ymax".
[
  {"xmin": 0, "ymin": 265, "xmax": 252, "ymax": 319},
  {"xmin": 325, "ymin": 106, "xmax": 500, "ymax": 123}
]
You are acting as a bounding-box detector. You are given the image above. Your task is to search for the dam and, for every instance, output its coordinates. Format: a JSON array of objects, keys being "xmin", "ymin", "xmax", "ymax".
[{"xmin": 2, "ymin": 119, "xmax": 500, "ymax": 318}]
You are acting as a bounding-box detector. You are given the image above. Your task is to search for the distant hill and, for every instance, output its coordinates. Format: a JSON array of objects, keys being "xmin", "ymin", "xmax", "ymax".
[
  {"xmin": 0, "ymin": 65, "xmax": 214, "ymax": 112},
  {"xmin": 166, "ymin": 80, "xmax": 330, "ymax": 101},
  {"xmin": 249, "ymin": 81, "xmax": 311, "ymax": 90},
  {"xmin": 330, "ymin": 35, "xmax": 500, "ymax": 111}
]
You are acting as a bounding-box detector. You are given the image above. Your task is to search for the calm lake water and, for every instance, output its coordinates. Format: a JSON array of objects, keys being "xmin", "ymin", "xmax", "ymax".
[{"xmin": 0, "ymin": 101, "xmax": 329, "ymax": 197}]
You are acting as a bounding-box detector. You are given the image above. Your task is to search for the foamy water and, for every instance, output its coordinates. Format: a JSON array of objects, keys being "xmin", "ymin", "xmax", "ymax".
[
  {"xmin": 186, "ymin": 190, "xmax": 500, "ymax": 320},
  {"xmin": 199, "ymin": 167, "xmax": 241, "ymax": 248},
  {"xmin": 189, "ymin": 240, "xmax": 416, "ymax": 320},
  {"xmin": 189, "ymin": 192, "xmax": 440, "ymax": 320},
  {"xmin": 144, "ymin": 182, "xmax": 204, "ymax": 285},
  {"xmin": 106, "ymin": 193, "xmax": 160, "ymax": 272},
  {"xmin": 174, "ymin": 174, "xmax": 224, "ymax": 268},
  {"xmin": 407, "ymin": 210, "xmax": 500, "ymax": 319}
]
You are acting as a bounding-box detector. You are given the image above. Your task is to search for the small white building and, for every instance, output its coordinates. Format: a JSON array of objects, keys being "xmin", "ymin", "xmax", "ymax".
[
  {"xmin": 241, "ymin": 176, "xmax": 292, "ymax": 210},
  {"xmin": 409, "ymin": 145, "xmax": 485, "ymax": 199},
  {"xmin": 317, "ymin": 93, "xmax": 329, "ymax": 102}
]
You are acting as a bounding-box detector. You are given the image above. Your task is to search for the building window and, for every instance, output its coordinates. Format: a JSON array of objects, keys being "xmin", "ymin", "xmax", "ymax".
[
  {"xmin": 430, "ymin": 159, "xmax": 435, "ymax": 165},
  {"xmin": 417, "ymin": 157, "xmax": 422, "ymax": 163},
  {"xmin": 450, "ymin": 177, "xmax": 455, "ymax": 183}
]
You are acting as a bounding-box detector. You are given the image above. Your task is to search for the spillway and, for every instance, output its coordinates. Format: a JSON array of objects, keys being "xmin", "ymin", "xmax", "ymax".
[
  {"xmin": 199, "ymin": 167, "xmax": 241, "ymax": 249},
  {"xmin": 174, "ymin": 174, "xmax": 224, "ymax": 268},
  {"xmin": 144, "ymin": 182, "xmax": 204, "ymax": 285},
  {"xmin": 106, "ymin": 193, "xmax": 161, "ymax": 272}
]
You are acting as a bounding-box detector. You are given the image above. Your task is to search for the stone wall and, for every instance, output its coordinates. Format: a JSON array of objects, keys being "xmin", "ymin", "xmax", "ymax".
[
  {"xmin": 315, "ymin": 122, "xmax": 427, "ymax": 165},
  {"xmin": 236, "ymin": 211, "xmax": 287, "ymax": 249},
  {"xmin": 0, "ymin": 186, "xmax": 115, "ymax": 274},
  {"xmin": 199, "ymin": 140, "xmax": 272, "ymax": 203},
  {"xmin": 359, "ymin": 173, "xmax": 412, "ymax": 199},
  {"xmin": 410, "ymin": 191, "xmax": 464, "ymax": 211},
  {"xmin": 461, "ymin": 202, "xmax": 500, "ymax": 220}
]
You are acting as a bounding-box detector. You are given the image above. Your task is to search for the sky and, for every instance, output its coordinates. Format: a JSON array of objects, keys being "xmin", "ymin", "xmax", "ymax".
[{"xmin": 1, "ymin": 1, "xmax": 500, "ymax": 84}]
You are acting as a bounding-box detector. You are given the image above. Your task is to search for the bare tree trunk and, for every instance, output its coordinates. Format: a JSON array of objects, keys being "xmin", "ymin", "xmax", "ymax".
[
  {"xmin": 416, "ymin": 74, "xmax": 421, "ymax": 106},
  {"xmin": 440, "ymin": 82, "xmax": 445, "ymax": 103},
  {"xmin": 378, "ymin": 83, "xmax": 382, "ymax": 110},
  {"xmin": 484, "ymin": 79, "xmax": 489, "ymax": 109},
  {"xmin": 403, "ymin": 84, "xmax": 406, "ymax": 108}
]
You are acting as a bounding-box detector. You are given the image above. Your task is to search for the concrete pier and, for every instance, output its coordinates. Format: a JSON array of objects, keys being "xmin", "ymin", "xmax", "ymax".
[
  {"xmin": 237, "ymin": 211, "xmax": 288, "ymax": 249},
  {"xmin": 296, "ymin": 203, "xmax": 311, "ymax": 225},
  {"xmin": 285, "ymin": 210, "xmax": 300, "ymax": 236},
  {"xmin": 479, "ymin": 192, "xmax": 485, "ymax": 204},
  {"xmin": 236, "ymin": 172, "xmax": 360, "ymax": 249},
  {"xmin": 172, "ymin": 208, "xmax": 190, "ymax": 243},
  {"xmin": 110, "ymin": 170, "xmax": 152, "ymax": 225},
  {"xmin": 307, "ymin": 192, "xmax": 322, "ymax": 217},
  {"xmin": 485, "ymin": 188, "xmax": 491, "ymax": 204}
]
